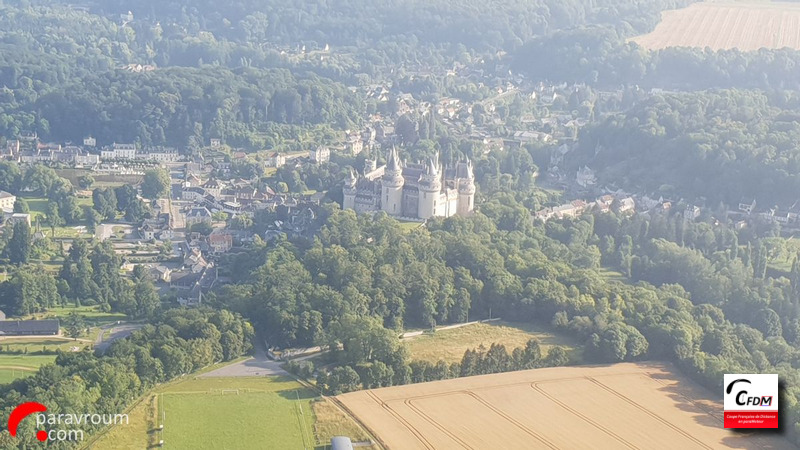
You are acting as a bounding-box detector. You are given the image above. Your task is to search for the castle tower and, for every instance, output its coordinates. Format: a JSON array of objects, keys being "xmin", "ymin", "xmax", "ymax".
[
  {"xmin": 417, "ymin": 154, "xmax": 442, "ymax": 219},
  {"xmin": 343, "ymin": 168, "xmax": 357, "ymax": 210},
  {"xmin": 381, "ymin": 147, "xmax": 404, "ymax": 216},
  {"xmin": 457, "ymin": 160, "xmax": 476, "ymax": 216}
]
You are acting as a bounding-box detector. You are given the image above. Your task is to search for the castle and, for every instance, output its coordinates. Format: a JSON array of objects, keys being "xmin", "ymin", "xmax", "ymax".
[{"xmin": 343, "ymin": 147, "xmax": 476, "ymax": 219}]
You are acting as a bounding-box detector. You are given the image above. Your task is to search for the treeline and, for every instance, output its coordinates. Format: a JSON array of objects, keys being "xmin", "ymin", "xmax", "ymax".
[
  {"xmin": 569, "ymin": 89, "xmax": 800, "ymax": 205},
  {"xmin": 0, "ymin": 240, "xmax": 160, "ymax": 318},
  {"xmin": 216, "ymin": 197, "xmax": 800, "ymax": 444},
  {"xmin": 513, "ymin": 26, "xmax": 800, "ymax": 91},
  {"xmin": 0, "ymin": 308, "xmax": 253, "ymax": 449}
]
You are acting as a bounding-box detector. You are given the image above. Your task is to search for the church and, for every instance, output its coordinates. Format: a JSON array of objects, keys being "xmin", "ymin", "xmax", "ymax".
[{"xmin": 342, "ymin": 147, "xmax": 476, "ymax": 219}]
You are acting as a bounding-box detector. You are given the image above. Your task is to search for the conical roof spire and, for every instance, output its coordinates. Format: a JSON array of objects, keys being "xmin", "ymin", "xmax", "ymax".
[{"xmin": 386, "ymin": 146, "xmax": 401, "ymax": 171}]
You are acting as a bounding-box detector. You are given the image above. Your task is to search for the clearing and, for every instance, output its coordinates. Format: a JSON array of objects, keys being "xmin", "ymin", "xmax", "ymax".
[
  {"xmin": 338, "ymin": 362, "xmax": 794, "ymax": 449},
  {"xmin": 404, "ymin": 321, "xmax": 580, "ymax": 364},
  {"xmin": 632, "ymin": 2, "xmax": 800, "ymax": 51}
]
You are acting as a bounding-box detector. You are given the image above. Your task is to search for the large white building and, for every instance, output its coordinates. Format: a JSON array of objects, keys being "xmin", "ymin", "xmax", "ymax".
[
  {"xmin": 101, "ymin": 143, "xmax": 137, "ymax": 160},
  {"xmin": 343, "ymin": 147, "xmax": 475, "ymax": 219}
]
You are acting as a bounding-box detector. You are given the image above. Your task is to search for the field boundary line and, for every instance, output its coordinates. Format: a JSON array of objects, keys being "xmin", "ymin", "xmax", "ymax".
[
  {"xmin": 587, "ymin": 377, "xmax": 712, "ymax": 450},
  {"xmin": 530, "ymin": 382, "xmax": 638, "ymax": 449},
  {"xmin": 326, "ymin": 395, "xmax": 387, "ymax": 450}
]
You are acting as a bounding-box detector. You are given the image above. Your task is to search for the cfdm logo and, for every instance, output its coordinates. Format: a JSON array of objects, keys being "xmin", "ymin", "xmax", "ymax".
[{"xmin": 723, "ymin": 374, "xmax": 779, "ymax": 429}]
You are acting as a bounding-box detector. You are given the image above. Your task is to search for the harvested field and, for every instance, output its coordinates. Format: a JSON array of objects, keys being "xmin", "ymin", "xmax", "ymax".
[
  {"xmin": 632, "ymin": 2, "xmax": 800, "ymax": 51},
  {"xmin": 338, "ymin": 362, "xmax": 794, "ymax": 449}
]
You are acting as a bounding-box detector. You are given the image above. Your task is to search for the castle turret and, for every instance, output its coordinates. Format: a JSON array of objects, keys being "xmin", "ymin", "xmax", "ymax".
[
  {"xmin": 417, "ymin": 155, "xmax": 442, "ymax": 219},
  {"xmin": 343, "ymin": 168, "xmax": 357, "ymax": 210},
  {"xmin": 381, "ymin": 147, "xmax": 404, "ymax": 216},
  {"xmin": 457, "ymin": 160, "xmax": 476, "ymax": 216}
]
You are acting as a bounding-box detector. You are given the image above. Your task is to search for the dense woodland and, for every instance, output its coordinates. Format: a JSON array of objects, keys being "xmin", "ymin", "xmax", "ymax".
[{"xmin": 570, "ymin": 89, "xmax": 800, "ymax": 205}]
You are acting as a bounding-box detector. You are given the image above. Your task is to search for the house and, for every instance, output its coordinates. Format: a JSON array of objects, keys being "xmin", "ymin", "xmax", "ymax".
[
  {"xmin": 186, "ymin": 207, "xmax": 212, "ymax": 227},
  {"xmin": 138, "ymin": 146, "xmax": 179, "ymax": 162},
  {"xmin": 5, "ymin": 213, "xmax": 30, "ymax": 226},
  {"xmin": 0, "ymin": 319, "xmax": 59, "ymax": 336},
  {"xmin": 264, "ymin": 152, "xmax": 286, "ymax": 168},
  {"xmin": 210, "ymin": 138, "xmax": 222, "ymax": 148},
  {"xmin": 309, "ymin": 146, "xmax": 330, "ymax": 163},
  {"xmin": 83, "ymin": 136, "xmax": 96, "ymax": 147},
  {"xmin": 203, "ymin": 179, "xmax": 223, "ymax": 198},
  {"xmin": 0, "ymin": 191, "xmax": 16, "ymax": 212},
  {"xmin": 576, "ymin": 166, "xmax": 596, "ymax": 187},
  {"xmin": 208, "ymin": 230, "xmax": 233, "ymax": 253},
  {"xmin": 101, "ymin": 143, "xmax": 136, "ymax": 160},
  {"xmin": 616, "ymin": 197, "xmax": 636, "ymax": 214},
  {"xmin": 739, "ymin": 197, "xmax": 756, "ymax": 214},
  {"xmin": 181, "ymin": 186, "xmax": 205, "ymax": 202}
]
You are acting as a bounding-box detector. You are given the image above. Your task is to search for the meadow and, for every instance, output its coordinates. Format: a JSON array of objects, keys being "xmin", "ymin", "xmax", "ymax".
[{"xmin": 404, "ymin": 321, "xmax": 581, "ymax": 364}]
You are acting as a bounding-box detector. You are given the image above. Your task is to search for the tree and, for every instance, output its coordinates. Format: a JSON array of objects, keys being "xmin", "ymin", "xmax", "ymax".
[
  {"xmin": 141, "ymin": 169, "xmax": 170, "ymax": 199},
  {"xmin": 93, "ymin": 188, "xmax": 118, "ymax": 220},
  {"xmin": 78, "ymin": 175, "xmax": 95, "ymax": 189},
  {"xmin": 132, "ymin": 278, "xmax": 160, "ymax": 318},
  {"xmin": 47, "ymin": 201, "xmax": 63, "ymax": 233},
  {"xmin": 64, "ymin": 312, "xmax": 86, "ymax": 340},
  {"xmin": 13, "ymin": 198, "xmax": 28, "ymax": 213},
  {"xmin": 190, "ymin": 222, "xmax": 213, "ymax": 235},
  {"xmin": 7, "ymin": 220, "xmax": 31, "ymax": 265}
]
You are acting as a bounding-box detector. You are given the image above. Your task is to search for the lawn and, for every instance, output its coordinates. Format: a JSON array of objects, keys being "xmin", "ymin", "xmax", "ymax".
[
  {"xmin": 160, "ymin": 390, "xmax": 314, "ymax": 449},
  {"xmin": 0, "ymin": 353, "xmax": 57, "ymax": 370},
  {"xmin": 0, "ymin": 367, "xmax": 35, "ymax": 384},
  {"xmin": 26, "ymin": 305, "xmax": 127, "ymax": 326},
  {"xmin": 21, "ymin": 196, "xmax": 93, "ymax": 238},
  {"xmin": 405, "ymin": 321, "xmax": 582, "ymax": 364},
  {"xmin": 87, "ymin": 369, "xmax": 375, "ymax": 449},
  {"xmin": 0, "ymin": 337, "xmax": 89, "ymax": 353}
]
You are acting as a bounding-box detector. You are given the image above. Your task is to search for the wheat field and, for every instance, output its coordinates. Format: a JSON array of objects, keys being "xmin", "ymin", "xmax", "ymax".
[
  {"xmin": 632, "ymin": 2, "xmax": 800, "ymax": 51},
  {"xmin": 337, "ymin": 362, "xmax": 794, "ymax": 449}
]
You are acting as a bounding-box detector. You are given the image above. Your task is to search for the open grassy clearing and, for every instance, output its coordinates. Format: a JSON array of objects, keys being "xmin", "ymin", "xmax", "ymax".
[
  {"xmin": 25, "ymin": 305, "xmax": 127, "ymax": 326},
  {"xmin": 632, "ymin": 2, "xmax": 800, "ymax": 51},
  {"xmin": 338, "ymin": 362, "xmax": 794, "ymax": 450},
  {"xmin": 0, "ymin": 353, "xmax": 56, "ymax": 370},
  {"xmin": 0, "ymin": 337, "xmax": 90, "ymax": 352},
  {"xmin": 0, "ymin": 367, "xmax": 35, "ymax": 384},
  {"xmin": 88, "ymin": 365, "xmax": 374, "ymax": 449},
  {"xmin": 405, "ymin": 321, "xmax": 581, "ymax": 364}
]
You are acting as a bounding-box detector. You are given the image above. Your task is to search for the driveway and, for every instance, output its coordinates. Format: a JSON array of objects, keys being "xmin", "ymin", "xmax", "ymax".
[
  {"xmin": 200, "ymin": 351, "xmax": 289, "ymax": 377},
  {"xmin": 94, "ymin": 322, "xmax": 144, "ymax": 353}
]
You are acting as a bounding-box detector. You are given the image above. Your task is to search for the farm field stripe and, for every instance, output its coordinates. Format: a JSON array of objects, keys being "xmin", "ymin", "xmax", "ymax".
[{"xmin": 365, "ymin": 390, "xmax": 435, "ymax": 450}]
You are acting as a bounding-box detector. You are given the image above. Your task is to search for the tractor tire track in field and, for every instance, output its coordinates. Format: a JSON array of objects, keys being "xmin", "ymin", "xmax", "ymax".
[
  {"xmin": 365, "ymin": 390, "xmax": 435, "ymax": 450},
  {"xmin": 462, "ymin": 390, "xmax": 559, "ymax": 449},
  {"xmin": 530, "ymin": 382, "xmax": 638, "ymax": 450},
  {"xmin": 586, "ymin": 377, "xmax": 712, "ymax": 450},
  {"xmin": 404, "ymin": 397, "xmax": 474, "ymax": 449}
]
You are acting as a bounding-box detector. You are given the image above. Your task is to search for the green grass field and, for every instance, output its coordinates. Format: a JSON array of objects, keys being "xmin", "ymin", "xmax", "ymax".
[
  {"xmin": 0, "ymin": 367, "xmax": 34, "ymax": 383},
  {"xmin": 0, "ymin": 353, "xmax": 57, "ymax": 370},
  {"xmin": 0, "ymin": 337, "xmax": 89, "ymax": 353},
  {"xmin": 87, "ymin": 369, "xmax": 374, "ymax": 450},
  {"xmin": 405, "ymin": 321, "xmax": 581, "ymax": 364},
  {"xmin": 25, "ymin": 305, "xmax": 126, "ymax": 326},
  {"xmin": 21, "ymin": 196, "xmax": 93, "ymax": 238},
  {"xmin": 160, "ymin": 390, "xmax": 315, "ymax": 449}
]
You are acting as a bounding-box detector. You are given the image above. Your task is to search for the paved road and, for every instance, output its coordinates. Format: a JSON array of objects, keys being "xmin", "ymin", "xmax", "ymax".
[
  {"xmin": 200, "ymin": 351, "xmax": 289, "ymax": 377},
  {"xmin": 94, "ymin": 323, "xmax": 144, "ymax": 353}
]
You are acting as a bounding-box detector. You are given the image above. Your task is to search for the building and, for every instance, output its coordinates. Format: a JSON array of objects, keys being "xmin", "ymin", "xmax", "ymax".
[
  {"xmin": 210, "ymin": 138, "xmax": 222, "ymax": 148},
  {"xmin": 101, "ymin": 143, "xmax": 137, "ymax": 160},
  {"xmin": 309, "ymin": 146, "xmax": 331, "ymax": 163},
  {"xmin": 342, "ymin": 147, "xmax": 476, "ymax": 219},
  {"xmin": 264, "ymin": 152, "xmax": 286, "ymax": 168},
  {"xmin": 5, "ymin": 213, "xmax": 31, "ymax": 226},
  {"xmin": 138, "ymin": 147, "xmax": 179, "ymax": 162},
  {"xmin": 208, "ymin": 230, "xmax": 233, "ymax": 253},
  {"xmin": 739, "ymin": 197, "xmax": 756, "ymax": 214},
  {"xmin": 0, "ymin": 191, "xmax": 16, "ymax": 212},
  {"xmin": 186, "ymin": 207, "xmax": 212, "ymax": 227},
  {"xmin": 83, "ymin": 136, "xmax": 96, "ymax": 147},
  {"xmin": 0, "ymin": 319, "xmax": 59, "ymax": 336}
]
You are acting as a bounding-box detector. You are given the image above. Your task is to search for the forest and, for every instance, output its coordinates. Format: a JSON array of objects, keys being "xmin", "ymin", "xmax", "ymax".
[{"xmin": 569, "ymin": 89, "xmax": 800, "ymax": 205}]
